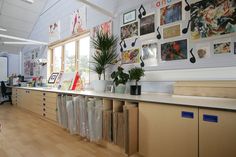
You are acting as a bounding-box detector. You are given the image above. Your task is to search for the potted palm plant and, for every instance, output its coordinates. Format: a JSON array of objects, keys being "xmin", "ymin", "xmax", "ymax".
[
  {"xmin": 91, "ymin": 31, "xmax": 118, "ymax": 92},
  {"xmin": 129, "ymin": 67, "xmax": 145, "ymax": 95},
  {"xmin": 111, "ymin": 66, "xmax": 129, "ymax": 93}
]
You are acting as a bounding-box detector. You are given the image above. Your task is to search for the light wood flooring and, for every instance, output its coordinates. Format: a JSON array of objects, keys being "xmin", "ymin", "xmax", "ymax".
[{"xmin": 0, "ymin": 104, "xmax": 128, "ymax": 157}]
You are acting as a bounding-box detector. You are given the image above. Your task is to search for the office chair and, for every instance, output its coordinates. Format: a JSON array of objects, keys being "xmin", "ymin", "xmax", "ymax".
[{"xmin": 0, "ymin": 81, "xmax": 12, "ymax": 105}]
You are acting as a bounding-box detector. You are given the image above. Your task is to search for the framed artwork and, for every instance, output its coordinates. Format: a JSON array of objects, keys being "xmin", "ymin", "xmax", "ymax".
[
  {"xmin": 196, "ymin": 43, "xmax": 210, "ymax": 59},
  {"xmin": 49, "ymin": 21, "xmax": 60, "ymax": 43},
  {"xmin": 161, "ymin": 39, "xmax": 187, "ymax": 61},
  {"xmin": 140, "ymin": 14, "xmax": 155, "ymax": 36},
  {"xmin": 160, "ymin": 1, "xmax": 182, "ymax": 25},
  {"xmin": 191, "ymin": 0, "xmax": 236, "ymax": 40},
  {"xmin": 121, "ymin": 48, "xmax": 140, "ymax": 64},
  {"xmin": 142, "ymin": 41, "xmax": 158, "ymax": 66},
  {"xmin": 123, "ymin": 10, "xmax": 136, "ymax": 24},
  {"xmin": 120, "ymin": 22, "xmax": 138, "ymax": 40},
  {"xmin": 48, "ymin": 72, "xmax": 59, "ymax": 84},
  {"xmin": 163, "ymin": 24, "xmax": 181, "ymax": 39},
  {"xmin": 91, "ymin": 21, "xmax": 112, "ymax": 38},
  {"xmin": 70, "ymin": 6, "xmax": 87, "ymax": 35},
  {"xmin": 214, "ymin": 42, "xmax": 231, "ymax": 54}
]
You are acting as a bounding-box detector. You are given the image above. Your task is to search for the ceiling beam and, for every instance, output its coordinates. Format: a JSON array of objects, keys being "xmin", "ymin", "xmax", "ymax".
[
  {"xmin": 0, "ymin": 34, "xmax": 48, "ymax": 45},
  {"xmin": 77, "ymin": 0, "xmax": 114, "ymax": 18}
]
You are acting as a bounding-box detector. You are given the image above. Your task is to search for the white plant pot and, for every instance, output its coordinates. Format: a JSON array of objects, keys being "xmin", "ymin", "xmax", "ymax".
[
  {"xmin": 115, "ymin": 84, "xmax": 126, "ymax": 94},
  {"xmin": 93, "ymin": 80, "xmax": 108, "ymax": 92}
]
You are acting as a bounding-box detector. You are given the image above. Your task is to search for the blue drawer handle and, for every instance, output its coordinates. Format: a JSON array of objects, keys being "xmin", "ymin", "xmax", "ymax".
[
  {"xmin": 181, "ymin": 111, "xmax": 194, "ymax": 119},
  {"xmin": 203, "ymin": 114, "xmax": 218, "ymax": 123}
]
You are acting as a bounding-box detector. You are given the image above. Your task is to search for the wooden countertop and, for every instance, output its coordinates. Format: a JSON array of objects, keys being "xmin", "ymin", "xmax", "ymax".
[{"xmin": 14, "ymin": 86, "xmax": 236, "ymax": 111}]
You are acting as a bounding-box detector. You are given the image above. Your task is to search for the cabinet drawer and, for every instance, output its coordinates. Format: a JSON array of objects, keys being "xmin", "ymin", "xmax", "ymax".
[
  {"xmin": 42, "ymin": 106, "xmax": 57, "ymax": 115},
  {"xmin": 41, "ymin": 92, "xmax": 57, "ymax": 98},
  {"xmin": 42, "ymin": 112, "xmax": 57, "ymax": 121}
]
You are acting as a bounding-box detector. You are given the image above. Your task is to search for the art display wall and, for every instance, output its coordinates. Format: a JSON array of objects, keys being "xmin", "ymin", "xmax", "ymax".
[{"xmin": 117, "ymin": 0, "xmax": 236, "ymax": 71}]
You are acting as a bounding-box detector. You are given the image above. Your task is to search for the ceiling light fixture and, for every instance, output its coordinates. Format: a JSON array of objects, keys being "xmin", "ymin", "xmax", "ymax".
[
  {"xmin": 21, "ymin": 0, "xmax": 34, "ymax": 4},
  {"xmin": 0, "ymin": 27, "xmax": 7, "ymax": 32}
]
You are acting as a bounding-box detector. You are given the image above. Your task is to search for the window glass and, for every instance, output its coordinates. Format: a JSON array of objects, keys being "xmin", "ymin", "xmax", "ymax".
[
  {"xmin": 64, "ymin": 41, "xmax": 76, "ymax": 72},
  {"xmin": 53, "ymin": 46, "xmax": 62, "ymax": 72},
  {"xmin": 78, "ymin": 36, "xmax": 90, "ymax": 84}
]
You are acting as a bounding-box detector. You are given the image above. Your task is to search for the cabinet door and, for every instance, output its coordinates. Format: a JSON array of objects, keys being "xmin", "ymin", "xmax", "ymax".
[
  {"xmin": 139, "ymin": 102, "xmax": 198, "ymax": 157},
  {"xmin": 199, "ymin": 109, "xmax": 236, "ymax": 157}
]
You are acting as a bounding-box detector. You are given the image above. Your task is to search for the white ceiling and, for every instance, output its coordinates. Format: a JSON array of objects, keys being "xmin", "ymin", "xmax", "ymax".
[{"xmin": 0, "ymin": 0, "xmax": 48, "ymax": 53}]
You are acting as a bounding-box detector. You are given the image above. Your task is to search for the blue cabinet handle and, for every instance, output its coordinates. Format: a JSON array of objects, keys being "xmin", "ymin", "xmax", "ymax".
[
  {"xmin": 203, "ymin": 114, "xmax": 218, "ymax": 123},
  {"xmin": 181, "ymin": 111, "xmax": 194, "ymax": 119}
]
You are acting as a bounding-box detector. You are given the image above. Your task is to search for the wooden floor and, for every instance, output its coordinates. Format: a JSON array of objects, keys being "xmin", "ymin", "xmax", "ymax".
[{"xmin": 0, "ymin": 104, "xmax": 127, "ymax": 157}]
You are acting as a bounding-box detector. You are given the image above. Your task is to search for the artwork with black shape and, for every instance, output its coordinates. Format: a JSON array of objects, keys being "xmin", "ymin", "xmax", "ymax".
[
  {"xmin": 182, "ymin": 18, "xmax": 193, "ymax": 34},
  {"xmin": 138, "ymin": 5, "xmax": 146, "ymax": 19},
  {"xmin": 184, "ymin": 0, "xmax": 191, "ymax": 11},
  {"xmin": 189, "ymin": 48, "xmax": 196, "ymax": 64},
  {"xmin": 156, "ymin": 26, "xmax": 162, "ymax": 39},
  {"xmin": 131, "ymin": 38, "xmax": 138, "ymax": 47},
  {"xmin": 119, "ymin": 40, "xmax": 127, "ymax": 52},
  {"xmin": 140, "ymin": 56, "xmax": 145, "ymax": 67}
]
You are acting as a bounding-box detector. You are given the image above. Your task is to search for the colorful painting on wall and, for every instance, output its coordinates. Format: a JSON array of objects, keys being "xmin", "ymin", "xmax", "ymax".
[
  {"xmin": 120, "ymin": 22, "xmax": 138, "ymax": 40},
  {"xmin": 191, "ymin": 0, "xmax": 236, "ymax": 40},
  {"xmin": 160, "ymin": 1, "xmax": 182, "ymax": 25},
  {"xmin": 70, "ymin": 6, "xmax": 87, "ymax": 35},
  {"xmin": 122, "ymin": 48, "xmax": 140, "ymax": 64},
  {"xmin": 196, "ymin": 43, "xmax": 210, "ymax": 59},
  {"xmin": 161, "ymin": 39, "xmax": 187, "ymax": 61},
  {"xmin": 214, "ymin": 42, "xmax": 231, "ymax": 54},
  {"xmin": 49, "ymin": 21, "xmax": 60, "ymax": 43},
  {"xmin": 91, "ymin": 21, "xmax": 112, "ymax": 38},
  {"xmin": 142, "ymin": 42, "xmax": 158, "ymax": 66},
  {"xmin": 163, "ymin": 24, "xmax": 181, "ymax": 39},
  {"xmin": 140, "ymin": 14, "xmax": 155, "ymax": 36}
]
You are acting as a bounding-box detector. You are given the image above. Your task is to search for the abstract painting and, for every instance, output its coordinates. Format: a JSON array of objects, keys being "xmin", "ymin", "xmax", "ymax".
[
  {"xmin": 161, "ymin": 39, "xmax": 187, "ymax": 61},
  {"xmin": 140, "ymin": 14, "xmax": 155, "ymax": 36},
  {"xmin": 142, "ymin": 42, "xmax": 158, "ymax": 66},
  {"xmin": 160, "ymin": 1, "xmax": 182, "ymax": 25},
  {"xmin": 91, "ymin": 21, "xmax": 112, "ymax": 38},
  {"xmin": 49, "ymin": 21, "xmax": 60, "ymax": 42},
  {"xmin": 122, "ymin": 48, "xmax": 140, "ymax": 64},
  {"xmin": 121, "ymin": 22, "xmax": 138, "ymax": 40},
  {"xmin": 71, "ymin": 6, "xmax": 87, "ymax": 35},
  {"xmin": 191, "ymin": 0, "xmax": 236, "ymax": 40},
  {"xmin": 214, "ymin": 42, "xmax": 231, "ymax": 54},
  {"xmin": 163, "ymin": 24, "xmax": 181, "ymax": 39}
]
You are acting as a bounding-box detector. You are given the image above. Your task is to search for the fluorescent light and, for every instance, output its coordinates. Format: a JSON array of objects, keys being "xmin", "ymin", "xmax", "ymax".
[
  {"xmin": 0, "ymin": 27, "xmax": 7, "ymax": 32},
  {"xmin": 21, "ymin": 0, "xmax": 34, "ymax": 4},
  {"xmin": 0, "ymin": 34, "xmax": 48, "ymax": 45},
  {"xmin": 1, "ymin": 42, "xmax": 45, "ymax": 45}
]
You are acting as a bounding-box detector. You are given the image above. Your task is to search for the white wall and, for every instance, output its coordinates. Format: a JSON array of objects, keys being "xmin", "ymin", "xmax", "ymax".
[
  {"xmin": 0, "ymin": 53, "xmax": 20, "ymax": 77},
  {"xmin": 22, "ymin": 0, "xmax": 236, "ymax": 93}
]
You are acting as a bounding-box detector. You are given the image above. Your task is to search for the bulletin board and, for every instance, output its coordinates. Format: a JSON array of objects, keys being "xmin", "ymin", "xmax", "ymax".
[{"xmin": 118, "ymin": 0, "xmax": 236, "ymax": 71}]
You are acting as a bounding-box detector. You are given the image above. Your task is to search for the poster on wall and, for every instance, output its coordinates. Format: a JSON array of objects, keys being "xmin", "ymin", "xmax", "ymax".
[
  {"xmin": 161, "ymin": 39, "xmax": 187, "ymax": 61},
  {"xmin": 196, "ymin": 43, "xmax": 210, "ymax": 59},
  {"xmin": 160, "ymin": 1, "xmax": 182, "ymax": 25},
  {"xmin": 120, "ymin": 22, "xmax": 138, "ymax": 40},
  {"xmin": 142, "ymin": 42, "xmax": 158, "ymax": 66},
  {"xmin": 140, "ymin": 14, "xmax": 155, "ymax": 36},
  {"xmin": 70, "ymin": 6, "xmax": 87, "ymax": 35},
  {"xmin": 214, "ymin": 42, "xmax": 231, "ymax": 54},
  {"xmin": 49, "ymin": 21, "xmax": 60, "ymax": 43},
  {"xmin": 163, "ymin": 24, "xmax": 181, "ymax": 39},
  {"xmin": 121, "ymin": 48, "xmax": 140, "ymax": 64},
  {"xmin": 91, "ymin": 21, "xmax": 112, "ymax": 38},
  {"xmin": 191, "ymin": 0, "xmax": 236, "ymax": 40}
]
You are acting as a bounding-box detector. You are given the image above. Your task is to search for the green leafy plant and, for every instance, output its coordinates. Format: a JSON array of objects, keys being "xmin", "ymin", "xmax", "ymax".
[
  {"xmin": 91, "ymin": 31, "xmax": 118, "ymax": 80},
  {"xmin": 129, "ymin": 67, "xmax": 145, "ymax": 86},
  {"xmin": 111, "ymin": 66, "xmax": 129, "ymax": 86}
]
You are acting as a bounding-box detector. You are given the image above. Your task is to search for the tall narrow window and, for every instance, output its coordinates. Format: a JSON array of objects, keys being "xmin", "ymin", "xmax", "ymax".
[
  {"xmin": 78, "ymin": 36, "xmax": 90, "ymax": 83},
  {"xmin": 53, "ymin": 46, "xmax": 62, "ymax": 72},
  {"xmin": 64, "ymin": 41, "xmax": 76, "ymax": 72}
]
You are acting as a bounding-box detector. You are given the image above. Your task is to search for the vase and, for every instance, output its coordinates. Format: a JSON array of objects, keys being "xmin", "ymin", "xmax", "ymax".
[
  {"xmin": 130, "ymin": 85, "xmax": 141, "ymax": 95},
  {"xmin": 93, "ymin": 80, "xmax": 108, "ymax": 92},
  {"xmin": 115, "ymin": 84, "xmax": 126, "ymax": 94}
]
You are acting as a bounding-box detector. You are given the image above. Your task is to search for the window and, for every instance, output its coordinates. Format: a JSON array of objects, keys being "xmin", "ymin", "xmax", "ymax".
[
  {"xmin": 49, "ymin": 33, "xmax": 91, "ymax": 83},
  {"xmin": 53, "ymin": 46, "xmax": 62, "ymax": 72},
  {"xmin": 64, "ymin": 41, "xmax": 76, "ymax": 72},
  {"xmin": 78, "ymin": 36, "xmax": 90, "ymax": 84}
]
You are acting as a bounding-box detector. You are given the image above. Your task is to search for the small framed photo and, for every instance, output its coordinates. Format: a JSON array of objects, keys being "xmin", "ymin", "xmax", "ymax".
[
  {"xmin": 123, "ymin": 10, "xmax": 136, "ymax": 25},
  {"xmin": 48, "ymin": 72, "xmax": 59, "ymax": 84}
]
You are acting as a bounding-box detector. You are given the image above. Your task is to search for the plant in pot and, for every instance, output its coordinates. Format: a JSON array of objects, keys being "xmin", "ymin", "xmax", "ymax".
[
  {"xmin": 111, "ymin": 66, "xmax": 129, "ymax": 94},
  {"xmin": 129, "ymin": 67, "xmax": 145, "ymax": 95},
  {"xmin": 91, "ymin": 31, "xmax": 118, "ymax": 92}
]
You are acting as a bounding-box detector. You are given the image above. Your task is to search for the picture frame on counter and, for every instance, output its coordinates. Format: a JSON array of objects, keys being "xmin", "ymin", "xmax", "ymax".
[
  {"xmin": 123, "ymin": 9, "xmax": 136, "ymax": 25},
  {"xmin": 48, "ymin": 72, "xmax": 59, "ymax": 84}
]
